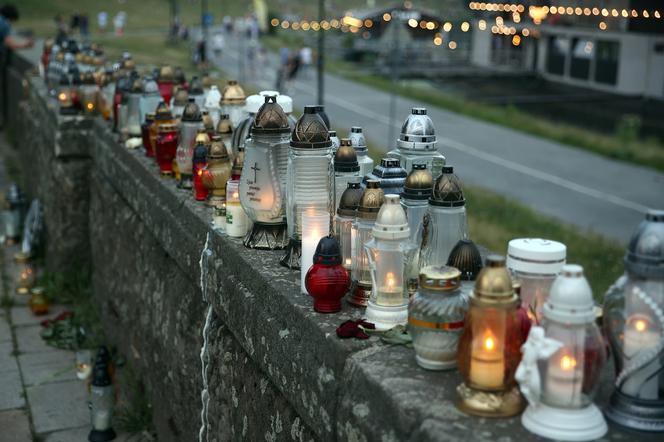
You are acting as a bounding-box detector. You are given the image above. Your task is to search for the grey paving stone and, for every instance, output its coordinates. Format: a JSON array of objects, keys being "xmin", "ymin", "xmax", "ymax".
[
  {"xmin": 0, "ymin": 369, "xmax": 25, "ymax": 411},
  {"xmin": 27, "ymin": 379, "xmax": 89, "ymax": 435},
  {"xmin": 42, "ymin": 427, "xmax": 136, "ymax": 442},
  {"xmin": 0, "ymin": 409, "xmax": 32, "ymax": 441},
  {"xmin": 18, "ymin": 350, "xmax": 76, "ymax": 387},
  {"xmin": 0, "ymin": 316, "xmax": 11, "ymax": 342},
  {"xmin": 11, "ymin": 304, "xmax": 70, "ymax": 327},
  {"xmin": 0, "ymin": 341, "xmax": 19, "ymax": 373},
  {"xmin": 14, "ymin": 324, "xmax": 56, "ymax": 354}
]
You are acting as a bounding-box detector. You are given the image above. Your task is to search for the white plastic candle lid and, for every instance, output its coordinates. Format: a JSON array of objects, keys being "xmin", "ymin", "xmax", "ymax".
[
  {"xmin": 543, "ymin": 264, "xmax": 595, "ymax": 323},
  {"xmin": 276, "ymin": 95, "xmax": 293, "ymax": 113},
  {"xmin": 506, "ymin": 238, "xmax": 566, "ymax": 275},
  {"xmin": 244, "ymin": 94, "xmax": 265, "ymax": 114}
]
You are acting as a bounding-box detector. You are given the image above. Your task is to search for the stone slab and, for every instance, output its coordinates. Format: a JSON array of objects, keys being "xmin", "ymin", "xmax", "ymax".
[
  {"xmin": 18, "ymin": 350, "xmax": 76, "ymax": 387},
  {"xmin": 0, "ymin": 369, "xmax": 25, "ymax": 411},
  {"xmin": 0, "ymin": 341, "xmax": 19, "ymax": 373},
  {"xmin": 43, "ymin": 426, "xmax": 135, "ymax": 442},
  {"xmin": 0, "ymin": 409, "xmax": 32, "ymax": 442},
  {"xmin": 14, "ymin": 324, "xmax": 56, "ymax": 355},
  {"xmin": 27, "ymin": 379, "xmax": 89, "ymax": 435},
  {"xmin": 0, "ymin": 316, "xmax": 11, "ymax": 343}
]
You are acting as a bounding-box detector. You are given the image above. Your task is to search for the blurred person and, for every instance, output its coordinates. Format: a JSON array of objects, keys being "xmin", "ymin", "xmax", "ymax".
[
  {"xmin": 97, "ymin": 11, "xmax": 108, "ymax": 33},
  {"xmin": 54, "ymin": 14, "xmax": 68, "ymax": 42},
  {"xmin": 300, "ymin": 46, "xmax": 312, "ymax": 78},
  {"xmin": 212, "ymin": 32, "xmax": 224, "ymax": 61},
  {"xmin": 285, "ymin": 52, "xmax": 301, "ymax": 94},
  {"xmin": 275, "ymin": 46, "xmax": 290, "ymax": 91},
  {"xmin": 197, "ymin": 38, "xmax": 207, "ymax": 68},
  {"xmin": 69, "ymin": 12, "xmax": 79, "ymax": 34},
  {"xmin": 223, "ymin": 15, "xmax": 232, "ymax": 34},
  {"xmin": 79, "ymin": 13, "xmax": 89, "ymax": 39},
  {"xmin": 113, "ymin": 12, "xmax": 126, "ymax": 36},
  {"xmin": 0, "ymin": 4, "xmax": 33, "ymax": 53}
]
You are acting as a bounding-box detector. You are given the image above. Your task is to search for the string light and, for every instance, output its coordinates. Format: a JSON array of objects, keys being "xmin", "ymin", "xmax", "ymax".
[
  {"xmin": 443, "ymin": 22, "xmax": 452, "ymax": 32},
  {"xmin": 448, "ymin": 41, "xmax": 457, "ymax": 50},
  {"xmin": 469, "ymin": 2, "xmax": 663, "ymax": 19},
  {"xmin": 461, "ymin": 22, "xmax": 470, "ymax": 32}
]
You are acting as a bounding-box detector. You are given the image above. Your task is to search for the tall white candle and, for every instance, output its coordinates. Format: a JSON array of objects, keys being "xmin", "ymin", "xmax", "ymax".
[
  {"xmin": 469, "ymin": 330, "xmax": 504, "ymax": 389},
  {"xmin": 621, "ymin": 316, "xmax": 661, "ymax": 399},
  {"xmin": 544, "ymin": 352, "xmax": 583, "ymax": 407},
  {"xmin": 301, "ymin": 211, "xmax": 330, "ymax": 294}
]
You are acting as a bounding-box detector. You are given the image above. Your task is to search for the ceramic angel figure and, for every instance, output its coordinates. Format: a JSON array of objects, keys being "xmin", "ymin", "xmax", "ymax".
[{"xmin": 515, "ymin": 326, "xmax": 563, "ymax": 405}]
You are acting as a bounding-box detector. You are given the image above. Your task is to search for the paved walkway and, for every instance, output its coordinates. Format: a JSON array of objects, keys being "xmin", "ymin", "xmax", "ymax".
[{"xmin": 213, "ymin": 32, "xmax": 663, "ymax": 244}]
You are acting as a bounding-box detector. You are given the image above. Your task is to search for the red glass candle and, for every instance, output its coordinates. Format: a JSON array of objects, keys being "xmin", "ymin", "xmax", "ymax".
[
  {"xmin": 155, "ymin": 124, "xmax": 179, "ymax": 176},
  {"xmin": 305, "ymin": 235, "xmax": 350, "ymax": 313},
  {"xmin": 192, "ymin": 142, "xmax": 209, "ymax": 201},
  {"xmin": 141, "ymin": 113, "xmax": 155, "ymax": 157},
  {"xmin": 158, "ymin": 81, "xmax": 174, "ymax": 105}
]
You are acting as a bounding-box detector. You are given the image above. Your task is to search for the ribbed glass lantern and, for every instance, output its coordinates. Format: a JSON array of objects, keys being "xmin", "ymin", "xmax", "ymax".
[
  {"xmin": 387, "ymin": 107, "xmax": 445, "ymax": 176},
  {"xmin": 282, "ymin": 106, "xmax": 334, "ymax": 270},
  {"xmin": 604, "ymin": 210, "xmax": 664, "ymax": 431},
  {"xmin": 456, "ymin": 255, "xmax": 525, "ymax": 418},
  {"xmin": 419, "ymin": 165, "xmax": 468, "ymax": 270},
  {"xmin": 349, "ymin": 180, "xmax": 384, "ymax": 307},
  {"xmin": 409, "ymin": 266, "xmax": 469, "ymax": 370},
  {"xmin": 176, "ymin": 100, "xmax": 203, "ymax": 189},
  {"xmin": 335, "ymin": 181, "xmax": 363, "ymax": 274},
  {"xmin": 333, "ymin": 139, "xmax": 360, "ymax": 212},
  {"xmin": 239, "ymin": 96, "xmax": 291, "ymax": 249},
  {"xmin": 349, "ymin": 126, "xmax": 374, "ymax": 178},
  {"xmin": 507, "ymin": 238, "xmax": 567, "ymax": 323},
  {"xmin": 124, "ymin": 77, "xmax": 143, "ymax": 138},
  {"xmin": 517, "ymin": 265, "xmax": 607, "ymax": 441},
  {"xmin": 221, "ymin": 80, "xmax": 247, "ymax": 128},
  {"xmin": 400, "ymin": 163, "xmax": 432, "ymax": 247}
]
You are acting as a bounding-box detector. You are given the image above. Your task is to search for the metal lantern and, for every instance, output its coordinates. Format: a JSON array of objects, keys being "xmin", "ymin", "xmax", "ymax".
[
  {"xmin": 507, "ymin": 238, "xmax": 567, "ymax": 323},
  {"xmin": 335, "ymin": 181, "xmax": 363, "ymax": 273},
  {"xmin": 204, "ymin": 85, "xmax": 222, "ymax": 128},
  {"xmin": 313, "ymin": 105, "xmax": 331, "ymax": 129},
  {"xmin": 305, "ymin": 235, "xmax": 350, "ymax": 313},
  {"xmin": 156, "ymin": 65, "xmax": 175, "ymax": 104},
  {"xmin": 349, "ymin": 180, "xmax": 384, "ymax": 307},
  {"xmin": 400, "ymin": 163, "xmax": 432, "ymax": 247},
  {"xmin": 29, "ymin": 286, "xmax": 50, "ymax": 316},
  {"xmin": 282, "ymin": 106, "xmax": 334, "ymax": 270},
  {"xmin": 4, "ymin": 183, "xmax": 27, "ymax": 244},
  {"xmin": 88, "ymin": 362, "xmax": 116, "ymax": 442},
  {"xmin": 409, "ymin": 266, "xmax": 469, "ymax": 370},
  {"xmin": 217, "ymin": 113, "xmax": 234, "ymax": 159},
  {"xmin": 192, "ymin": 136, "xmax": 210, "ymax": 201},
  {"xmin": 329, "ymin": 130, "xmax": 340, "ymax": 154},
  {"xmin": 201, "ymin": 135, "xmax": 232, "ymax": 228},
  {"xmin": 239, "ymin": 96, "xmax": 291, "ymax": 249},
  {"xmin": 517, "ymin": 264, "xmax": 607, "ymax": 441},
  {"xmin": 456, "ymin": 255, "xmax": 525, "ymax": 417},
  {"xmin": 78, "ymin": 72, "xmax": 98, "ymax": 114},
  {"xmin": 362, "ymin": 158, "xmax": 407, "ymax": 196},
  {"xmin": 202, "ymin": 111, "xmax": 215, "ymax": 139},
  {"xmin": 447, "ymin": 239, "xmax": 483, "ymax": 298},
  {"xmin": 419, "ymin": 165, "xmax": 468, "ymax": 270},
  {"xmin": 139, "ymin": 76, "xmax": 162, "ymax": 125},
  {"xmin": 170, "ymin": 86, "xmax": 189, "ymax": 120},
  {"xmin": 124, "ymin": 77, "xmax": 143, "ymax": 138},
  {"xmin": 387, "ymin": 107, "xmax": 445, "ymax": 177},
  {"xmin": 604, "ymin": 210, "xmax": 664, "ymax": 431},
  {"xmin": 188, "ymin": 76, "xmax": 205, "ymax": 109},
  {"xmin": 57, "ymin": 73, "xmax": 77, "ymax": 115},
  {"xmin": 349, "ymin": 126, "xmax": 374, "ymax": 178},
  {"xmin": 365, "ymin": 194, "xmax": 418, "ymax": 330},
  {"xmin": 221, "ymin": 80, "xmax": 247, "ymax": 129},
  {"xmin": 334, "ymin": 139, "xmax": 360, "ymax": 212},
  {"xmin": 176, "ymin": 100, "xmax": 203, "ymax": 189}
]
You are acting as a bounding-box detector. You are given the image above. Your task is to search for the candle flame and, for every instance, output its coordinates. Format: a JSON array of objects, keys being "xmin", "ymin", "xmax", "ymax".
[
  {"xmin": 58, "ymin": 92, "xmax": 67, "ymax": 101},
  {"xmin": 86, "ymin": 102, "xmax": 94, "ymax": 110},
  {"xmin": 484, "ymin": 336, "xmax": 495, "ymax": 351},
  {"xmin": 345, "ymin": 258, "xmax": 352, "ymax": 266},
  {"xmin": 386, "ymin": 272, "xmax": 395, "ymax": 288},
  {"xmin": 232, "ymin": 192, "xmax": 239, "ymax": 199},
  {"xmin": 197, "ymin": 169, "xmax": 203, "ymax": 176},
  {"xmin": 635, "ymin": 319, "xmax": 647, "ymax": 332},
  {"xmin": 560, "ymin": 355, "xmax": 577, "ymax": 371}
]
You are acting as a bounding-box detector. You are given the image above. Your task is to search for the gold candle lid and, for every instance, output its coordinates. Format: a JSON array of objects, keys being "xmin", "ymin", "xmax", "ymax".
[
  {"xmin": 471, "ymin": 255, "xmax": 518, "ymax": 306},
  {"xmin": 14, "ymin": 252, "xmax": 30, "ymax": 264},
  {"xmin": 419, "ymin": 266, "xmax": 461, "ymax": 292}
]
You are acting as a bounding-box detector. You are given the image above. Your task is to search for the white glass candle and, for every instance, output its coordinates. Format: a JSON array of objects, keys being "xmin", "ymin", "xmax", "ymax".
[
  {"xmin": 301, "ymin": 211, "xmax": 330, "ymax": 294},
  {"xmin": 226, "ymin": 179, "xmax": 249, "ymax": 238}
]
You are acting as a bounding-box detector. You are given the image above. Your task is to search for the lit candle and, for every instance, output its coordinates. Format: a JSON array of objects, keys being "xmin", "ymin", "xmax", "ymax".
[
  {"xmin": 225, "ymin": 181, "xmax": 249, "ymax": 238},
  {"xmin": 378, "ymin": 271, "xmax": 404, "ymax": 306},
  {"xmin": 301, "ymin": 211, "xmax": 330, "ymax": 294},
  {"xmin": 621, "ymin": 315, "xmax": 661, "ymax": 399},
  {"xmin": 544, "ymin": 352, "xmax": 583, "ymax": 407},
  {"xmin": 469, "ymin": 330, "xmax": 505, "ymax": 389}
]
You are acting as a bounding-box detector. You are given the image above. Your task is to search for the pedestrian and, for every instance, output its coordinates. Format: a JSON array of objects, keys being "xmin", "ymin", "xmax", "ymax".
[
  {"xmin": 212, "ymin": 32, "xmax": 224, "ymax": 61},
  {"xmin": 54, "ymin": 14, "xmax": 68, "ymax": 43},
  {"xmin": 299, "ymin": 46, "xmax": 312, "ymax": 78},
  {"xmin": 113, "ymin": 12, "xmax": 125, "ymax": 36},
  {"xmin": 285, "ymin": 53, "xmax": 301, "ymax": 94},
  {"xmin": 97, "ymin": 11, "xmax": 107, "ymax": 33},
  {"xmin": 0, "ymin": 5, "xmax": 33, "ymax": 52},
  {"xmin": 275, "ymin": 46, "xmax": 290, "ymax": 92},
  {"xmin": 79, "ymin": 13, "xmax": 89, "ymax": 39},
  {"xmin": 69, "ymin": 12, "xmax": 79, "ymax": 34},
  {"xmin": 197, "ymin": 38, "xmax": 207, "ymax": 68}
]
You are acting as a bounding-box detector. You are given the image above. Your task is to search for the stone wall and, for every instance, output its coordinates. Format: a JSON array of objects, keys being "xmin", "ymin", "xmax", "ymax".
[{"xmin": 8, "ymin": 65, "xmax": 658, "ymax": 442}]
